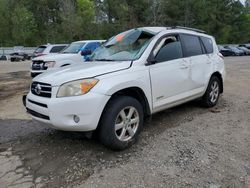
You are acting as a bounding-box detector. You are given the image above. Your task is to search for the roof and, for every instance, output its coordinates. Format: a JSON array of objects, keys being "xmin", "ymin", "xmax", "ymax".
[
  {"xmin": 139, "ymin": 27, "xmax": 166, "ymax": 34},
  {"xmin": 39, "ymin": 44, "xmax": 68, "ymax": 47},
  {"xmin": 139, "ymin": 26, "xmax": 207, "ymax": 35}
]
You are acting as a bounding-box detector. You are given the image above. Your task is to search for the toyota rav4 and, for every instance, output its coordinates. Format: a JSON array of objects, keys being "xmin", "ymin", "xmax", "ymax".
[{"xmin": 24, "ymin": 27, "xmax": 225, "ymax": 150}]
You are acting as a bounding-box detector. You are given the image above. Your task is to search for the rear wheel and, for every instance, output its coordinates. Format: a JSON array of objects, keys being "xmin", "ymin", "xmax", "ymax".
[
  {"xmin": 201, "ymin": 76, "xmax": 221, "ymax": 107},
  {"xmin": 99, "ymin": 96, "xmax": 144, "ymax": 150}
]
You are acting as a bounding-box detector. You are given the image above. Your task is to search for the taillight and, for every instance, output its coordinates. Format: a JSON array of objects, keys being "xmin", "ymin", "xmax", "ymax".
[
  {"xmin": 218, "ymin": 52, "xmax": 224, "ymax": 59},
  {"xmin": 37, "ymin": 53, "xmax": 45, "ymax": 57}
]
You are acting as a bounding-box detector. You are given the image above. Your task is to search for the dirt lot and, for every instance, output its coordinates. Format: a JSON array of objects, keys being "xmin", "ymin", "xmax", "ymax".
[{"xmin": 0, "ymin": 58, "xmax": 249, "ymax": 188}]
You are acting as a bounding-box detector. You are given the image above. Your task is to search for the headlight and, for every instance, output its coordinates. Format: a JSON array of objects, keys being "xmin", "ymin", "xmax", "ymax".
[
  {"xmin": 57, "ymin": 79, "xmax": 99, "ymax": 97},
  {"xmin": 44, "ymin": 61, "xmax": 56, "ymax": 68}
]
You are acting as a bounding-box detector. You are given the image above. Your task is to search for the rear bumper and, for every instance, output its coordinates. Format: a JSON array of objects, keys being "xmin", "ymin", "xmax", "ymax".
[{"xmin": 24, "ymin": 92, "xmax": 110, "ymax": 132}]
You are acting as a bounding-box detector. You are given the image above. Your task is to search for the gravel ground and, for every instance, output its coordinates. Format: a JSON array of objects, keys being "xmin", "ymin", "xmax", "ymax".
[{"xmin": 0, "ymin": 57, "xmax": 249, "ymax": 188}]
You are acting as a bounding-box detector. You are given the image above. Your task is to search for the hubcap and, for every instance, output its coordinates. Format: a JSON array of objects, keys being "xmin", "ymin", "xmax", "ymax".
[
  {"xmin": 210, "ymin": 81, "xmax": 219, "ymax": 103},
  {"xmin": 115, "ymin": 106, "xmax": 139, "ymax": 142}
]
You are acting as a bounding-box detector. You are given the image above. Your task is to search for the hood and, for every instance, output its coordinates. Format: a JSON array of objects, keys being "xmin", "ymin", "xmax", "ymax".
[
  {"xmin": 33, "ymin": 61, "xmax": 132, "ymax": 86},
  {"xmin": 33, "ymin": 53, "xmax": 79, "ymax": 62}
]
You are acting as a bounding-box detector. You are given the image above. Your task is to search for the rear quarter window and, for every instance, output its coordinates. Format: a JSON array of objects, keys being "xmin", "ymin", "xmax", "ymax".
[
  {"xmin": 35, "ymin": 46, "xmax": 46, "ymax": 53},
  {"xmin": 50, "ymin": 46, "xmax": 66, "ymax": 53},
  {"xmin": 200, "ymin": 37, "xmax": 214, "ymax": 54},
  {"xmin": 180, "ymin": 34, "xmax": 203, "ymax": 57}
]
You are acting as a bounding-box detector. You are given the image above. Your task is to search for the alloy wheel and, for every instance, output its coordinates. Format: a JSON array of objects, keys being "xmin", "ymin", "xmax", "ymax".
[{"xmin": 114, "ymin": 106, "xmax": 140, "ymax": 142}]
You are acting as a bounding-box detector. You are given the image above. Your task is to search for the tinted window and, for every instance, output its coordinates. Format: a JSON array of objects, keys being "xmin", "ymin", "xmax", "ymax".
[
  {"xmin": 155, "ymin": 36, "xmax": 183, "ymax": 62},
  {"xmin": 50, "ymin": 46, "xmax": 66, "ymax": 53},
  {"xmin": 201, "ymin": 37, "xmax": 213, "ymax": 54},
  {"xmin": 180, "ymin": 34, "xmax": 203, "ymax": 57}
]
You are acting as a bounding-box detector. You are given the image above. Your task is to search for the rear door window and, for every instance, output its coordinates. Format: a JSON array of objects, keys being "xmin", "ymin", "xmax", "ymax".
[
  {"xmin": 50, "ymin": 46, "xmax": 66, "ymax": 53},
  {"xmin": 200, "ymin": 37, "xmax": 213, "ymax": 54},
  {"xmin": 180, "ymin": 34, "xmax": 203, "ymax": 57}
]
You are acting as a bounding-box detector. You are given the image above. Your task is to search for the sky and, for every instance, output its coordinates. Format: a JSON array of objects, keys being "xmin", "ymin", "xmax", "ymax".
[{"xmin": 240, "ymin": 0, "xmax": 246, "ymax": 4}]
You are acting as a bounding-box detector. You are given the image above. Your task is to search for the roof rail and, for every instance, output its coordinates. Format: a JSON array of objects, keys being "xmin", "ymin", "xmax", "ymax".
[{"xmin": 170, "ymin": 26, "xmax": 207, "ymax": 34}]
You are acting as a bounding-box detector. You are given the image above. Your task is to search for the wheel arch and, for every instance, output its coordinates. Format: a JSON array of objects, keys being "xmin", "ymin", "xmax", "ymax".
[
  {"xmin": 61, "ymin": 64, "xmax": 70, "ymax": 67},
  {"xmin": 98, "ymin": 87, "xmax": 151, "ymax": 124},
  {"xmin": 109, "ymin": 87, "xmax": 151, "ymax": 116},
  {"xmin": 211, "ymin": 71, "xmax": 223, "ymax": 93},
  {"xmin": 55, "ymin": 59, "xmax": 74, "ymax": 67},
  {"xmin": 95, "ymin": 86, "xmax": 151, "ymax": 137}
]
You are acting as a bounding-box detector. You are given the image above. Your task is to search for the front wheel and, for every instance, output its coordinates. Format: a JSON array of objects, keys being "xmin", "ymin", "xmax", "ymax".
[
  {"xmin": 98, "ymin": 96, "xmax": 144, "ymax": 150},
  {"xmin": 201, "ymin": 76, "xmax": 221, "ymax": 108}
]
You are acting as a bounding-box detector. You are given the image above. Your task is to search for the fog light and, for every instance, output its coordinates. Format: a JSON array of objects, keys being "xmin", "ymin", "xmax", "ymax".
[{"xmin": 73, "ymin": 115, "xmax": 80, "ymax": 123}]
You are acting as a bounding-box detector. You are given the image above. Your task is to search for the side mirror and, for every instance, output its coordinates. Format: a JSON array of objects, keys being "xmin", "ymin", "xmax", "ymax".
[
  {"xmin": 146, "ymin": 54, "xmax": 157, "ymax": 65},
  {"xmin": 81, "ymin": 49, "xmax": 92, "ymax": 56}
]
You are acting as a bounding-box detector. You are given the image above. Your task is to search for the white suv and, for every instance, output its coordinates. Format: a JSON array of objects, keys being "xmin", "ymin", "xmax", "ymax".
[
  {"xmin": 24, "ymin": 27, "xmax": 225, "ymax": 150},
  {"xmin": 30, "ymin": 40, "xmax": 105, "ymax": 77},
  {"xmin": 32, "ymin": 44, "xmax": 68, "ymax": 58}
]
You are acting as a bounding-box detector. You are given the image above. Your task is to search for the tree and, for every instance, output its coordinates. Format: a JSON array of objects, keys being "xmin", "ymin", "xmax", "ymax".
[
  {"xmin": 59, "ymin": 0, "xmax": 78, "ymax": 41},
  {"xmin": 246, "ymin": 0, "xmax": 250, "ymax": 7},
  {"xmin": 0, "ymin": 0, "xmax": 250, "ymax": 46},
  {"xmin": 76, "ymin": 0, "xmax": 95, "ymax": 39},
  {"xmin": 11, "ymin": 5, "xmax": 37, "ymax": 45},
  {"xmin": 0, "ymin": 0, "xmax": 9, "ymax": 46}
]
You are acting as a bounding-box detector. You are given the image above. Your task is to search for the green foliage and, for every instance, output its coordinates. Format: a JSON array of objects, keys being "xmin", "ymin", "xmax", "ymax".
[
  {"xmin": 0, "ymin": 0, "xmax": 11, "ymax": 46},
  {"xmin": 0, "ymin": 0, "xmax": 249, "ymax": 46},
  {"xmin": 11, "ymin": 5, "xmax": 37, "ymax": 45}
]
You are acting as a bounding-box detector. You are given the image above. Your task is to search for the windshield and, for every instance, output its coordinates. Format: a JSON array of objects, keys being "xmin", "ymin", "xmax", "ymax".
[
  {"xmin": 35, "ymin": 46, "xmax": 46, "ymax": 53},
  {"xmin": 62, "ymin": 42, "xmax": 86, "ymax": 54},
  {"xmin": 89, "ymin": 29, "xmax": 155, "ymax": 61}
]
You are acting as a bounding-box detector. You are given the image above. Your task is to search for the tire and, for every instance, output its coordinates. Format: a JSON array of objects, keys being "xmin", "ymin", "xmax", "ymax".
[
  {"xmin": 201, "ymin": 76, "xmax": 221, "ymax": 108},
  {"xmin": 98, "ymin": 96, "xmax": 144, "ymax": 150}
]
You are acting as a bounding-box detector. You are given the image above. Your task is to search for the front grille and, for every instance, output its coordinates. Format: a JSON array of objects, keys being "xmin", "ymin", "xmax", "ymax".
[
  {"xmin": 32, "ymin": 60, "xmax": 48, "ymax": 70},
  {"xmin": 26, "ymin": 108, "xmax": 50, "ymax": 120},
  {"xmin": 31, "ymin": 82, "xmax": 52, "ymax": 98}
]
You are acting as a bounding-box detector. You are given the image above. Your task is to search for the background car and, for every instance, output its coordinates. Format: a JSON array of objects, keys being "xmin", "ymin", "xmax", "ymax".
[
  {"xmin": 9, "ymin": 46, "xmax": 31, "ymax": 62},
  {"xmin": 32, "ymin": 44, "xmax": 68, "ymax": 58},
  {"xmin": 224, "ymin": 46, "xmax": 244, "ymax": 56},
  {"xmin": 218, "ymin": 45, "xmax": 235, "ymax": 56},
  {"xmin": 30, "ymin": 40, "xmax": 105, "ymax": 77},
  {"xmin": 0, "ymin": 55, "xmax": 8, "ymax": 61},
  {"xmin": 239, "ymin": 44, "xmax": 250, "ymax": 49},
  {"xmin": 237, "ymin": 46, "xmax": 250, "ymax": 55}
]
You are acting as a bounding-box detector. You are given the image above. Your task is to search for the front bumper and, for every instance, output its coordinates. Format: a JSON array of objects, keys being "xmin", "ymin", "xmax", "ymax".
[{"xmin": 24, "ymin": 92, "xmax": 110, "ymax": 132}]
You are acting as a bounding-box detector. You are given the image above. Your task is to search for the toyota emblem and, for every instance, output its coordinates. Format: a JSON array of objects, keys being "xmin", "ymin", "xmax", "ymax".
[{"xmin": 34, "ymin": 84, "xmax": 42, "ymax": 95}]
